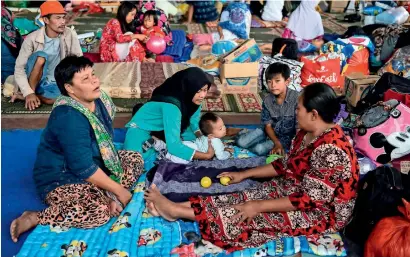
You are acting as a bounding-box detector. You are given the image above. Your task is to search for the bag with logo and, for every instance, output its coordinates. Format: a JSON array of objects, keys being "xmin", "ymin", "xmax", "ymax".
[
  {"xmin": 352, "ymin": 99, "xmax": 410, "ymax": 165},
  {"xmin": 301, "ymin": 53, "xmax": 343, "ymax": 92},
  {"xmin": 343, "ymin": 166, "xmax": 410, "ymax": 245},
  {"xmin": 354, "ymin": 72, "xmax": 410, "ymax": 113}
]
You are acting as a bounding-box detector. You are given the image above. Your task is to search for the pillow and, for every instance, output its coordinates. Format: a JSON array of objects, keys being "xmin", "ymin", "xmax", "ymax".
[
  {"xmin": 258, "ymin": 55, "xmax": 304, "ymax": 92},
  {"xmin": 218, "ymin": 3, "xmax": 251, "ymax": 39}
]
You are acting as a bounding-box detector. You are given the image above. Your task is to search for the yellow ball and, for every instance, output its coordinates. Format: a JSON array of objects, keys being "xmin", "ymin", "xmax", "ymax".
[
  {"xmin": 200, "ymin": 177, "xmax": 212, "ymax": 188},
  {"xmin": 220, "ymin": 176, "xmax": 231, "ymax": 186}
]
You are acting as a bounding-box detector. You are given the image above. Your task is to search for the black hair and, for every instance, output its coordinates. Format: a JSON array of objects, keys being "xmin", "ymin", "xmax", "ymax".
[
  {"xmin": 132, "ymin": 103, "xmax": 144, "ymax": 116},
  {"xmin": 271, "ymin": 38, "xmax": 298, "ymax": 60},
  {"xmin": 116, "ymin": 1, "xmax": 137, "ymax": 34},
  {"xmin": 342, "ymin": 26, "xmax": 366, "ymax": 39},
  {"xmin": 143, "ymin": 10, "xmax": 158, "ymax": 26},
  {"xmin": 199, "ymin": 112, "xmax": 219, "ymax": 136},
  {"xmin": 55, "ymin": 56, "xmax": 94, "ymax": 96},
  {"xmin": 301, "ymin": 83, "xmax": 342, "ymax": 124},
  {"xmin": 265, "ymin": 62, "xmax": 291, "ymax": 82}
]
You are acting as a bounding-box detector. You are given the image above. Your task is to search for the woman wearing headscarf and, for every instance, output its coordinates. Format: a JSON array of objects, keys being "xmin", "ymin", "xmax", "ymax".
[
  {"xmin": 282, "ymin": 0, "xmax": 324, "ymax": 49},
  {"xmin": 1, "ymin": 5, "xmax": 22, "ymax": 83},
  {"xmin": 124, "ymin": 67, "xmax": 215, "ymax": 169}
]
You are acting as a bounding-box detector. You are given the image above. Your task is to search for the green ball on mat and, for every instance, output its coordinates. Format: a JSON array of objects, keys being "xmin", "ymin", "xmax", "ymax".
[{"xmin": 266, "ymin": 154, "xmax": 282, "ymax": 164}]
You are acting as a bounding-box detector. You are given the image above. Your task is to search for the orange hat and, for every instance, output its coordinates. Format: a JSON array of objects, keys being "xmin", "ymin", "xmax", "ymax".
[{"xmin": 40, "ymin": 1, "xmax": 66, "ymax": 17}]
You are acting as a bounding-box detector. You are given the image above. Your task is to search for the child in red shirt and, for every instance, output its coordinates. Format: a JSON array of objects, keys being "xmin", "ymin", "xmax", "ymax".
[{"xmin": 141, "ymin": 10, "xmax": 165, "ymax": 60}]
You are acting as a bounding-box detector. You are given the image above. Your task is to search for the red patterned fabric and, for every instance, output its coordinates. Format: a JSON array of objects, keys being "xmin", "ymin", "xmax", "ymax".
[
  {"xmin": 99, "ymin": 19, "xmax": 145, "ymax": 63},
  {"xmin": 190, "ymin": 126, "xmax": 359, "ymax": 251}
]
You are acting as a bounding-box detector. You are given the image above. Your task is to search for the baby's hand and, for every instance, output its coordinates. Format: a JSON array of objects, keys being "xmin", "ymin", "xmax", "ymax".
[{"xmin": 224, "ymin": 147, "xmax": 234, "ymax": 153}]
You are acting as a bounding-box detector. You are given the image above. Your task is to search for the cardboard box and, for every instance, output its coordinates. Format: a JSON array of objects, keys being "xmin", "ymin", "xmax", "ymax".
[
  {"xmin": 220, "ymin": 62, "xmax": 259, "ymax": 94},
  {"xmin": 345, "ymin": 73, "xmax": 380, "ymax": 107},
  {"xmin": 222, "ymin": 39, "xmax": 263, "ymax": 64},
  {"xmin": 329, "ymin": 0, "xmax": 349, "ymax": 13}
]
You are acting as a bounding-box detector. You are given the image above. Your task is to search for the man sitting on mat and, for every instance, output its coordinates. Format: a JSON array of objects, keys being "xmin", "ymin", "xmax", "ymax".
[{"xmin": 12, "ymin": 1, "xmax": 82, "ymax": 110}]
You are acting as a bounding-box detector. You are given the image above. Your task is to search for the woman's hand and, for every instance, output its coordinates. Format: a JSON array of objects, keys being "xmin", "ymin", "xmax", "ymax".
[
  {"xmin": 224, "ymin": 147, "xmax": 234, "ymax": 153},
  {"xmin": 133, "ymin": 34, "xmax": 148, "ymax": 42},
  {"xmin": 232, "ymin": 201, "xmax": 260, "ymax": 225},
  {"xmin": 115, "ymin": 187, "xmax": 132, "ymax": 207},
  {"xmin": 206, "ymin": 140, "xmax": 215, "ymax": 159},
  {"xmin": 270, "ymin": 141, "xmax": 285, "ymax": 156},
  {"xmin": 217, "ymin": 171, "xmax": 246, "ymax": 185}
]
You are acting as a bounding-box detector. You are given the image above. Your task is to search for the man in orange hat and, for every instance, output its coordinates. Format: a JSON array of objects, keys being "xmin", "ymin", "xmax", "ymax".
[{"xmin": 13, "ymin": 0, "xmax": 82, "ymax": 110}]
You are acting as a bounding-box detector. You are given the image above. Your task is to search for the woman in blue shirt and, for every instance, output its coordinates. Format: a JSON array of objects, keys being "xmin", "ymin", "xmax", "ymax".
[
  {"xmin": 124, "ymin": 67, "xmax": 216, "ymax": 169},
  {"xmin": 10, "ymin": 56, "xmax": 143, "ymax": 243}
]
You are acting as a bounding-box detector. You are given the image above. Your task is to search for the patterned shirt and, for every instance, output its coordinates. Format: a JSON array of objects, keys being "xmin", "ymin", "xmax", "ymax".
[{"xmin": 260, "ymin": 88, "xmax": 299, "ymax": 151}]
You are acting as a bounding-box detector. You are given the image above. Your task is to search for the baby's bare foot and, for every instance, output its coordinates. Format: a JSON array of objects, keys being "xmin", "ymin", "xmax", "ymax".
[{"xmin": 10, "ymin": 211, "xmax": 39, "ymax": 243}]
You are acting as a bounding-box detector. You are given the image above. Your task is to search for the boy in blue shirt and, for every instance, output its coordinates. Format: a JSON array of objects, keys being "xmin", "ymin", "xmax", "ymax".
[{"xmin": 236, "ymin": 62, "xmax": 299, "ymax": 156}]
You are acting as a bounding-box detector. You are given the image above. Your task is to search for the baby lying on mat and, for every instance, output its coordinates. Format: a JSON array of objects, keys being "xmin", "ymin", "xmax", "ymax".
[{"xmin": 143, "ymin": 112, "xmax": 233, "ymax": 164}]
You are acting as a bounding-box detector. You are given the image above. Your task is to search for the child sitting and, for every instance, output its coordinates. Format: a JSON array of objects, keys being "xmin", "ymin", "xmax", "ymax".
[
  {"xmin": 192, "ymin": 2, "xmax": 251, "ymax": 51},
  {"xmin": 236, "ymin": 63, "xmax": 299, "ymax": 156},
  {"xmin": 141, "ymin": 10, "xmax": 165, "ymax": 60},
  {"xmin": 144, "ymin": 112, "xmax": 233, "ymax": 164}
]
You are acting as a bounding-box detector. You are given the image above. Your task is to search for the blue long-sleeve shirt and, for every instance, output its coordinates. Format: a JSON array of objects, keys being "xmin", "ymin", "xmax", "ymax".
[{"xmin": 33, "ymin": 99, "xmax": 113, "ymax": 201}]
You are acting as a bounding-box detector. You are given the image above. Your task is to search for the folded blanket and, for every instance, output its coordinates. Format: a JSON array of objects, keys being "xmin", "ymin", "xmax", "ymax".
[
  {"xmin": 190, "ymin": 156, "xmax": 266, "ymax": 169},
  {"xmin": 163, "ymin": 30, "xmax": 187, "ymax": 60},
  {"xmin": 146, "ymin": 161, "xmax": 261, "ymax": 202}
]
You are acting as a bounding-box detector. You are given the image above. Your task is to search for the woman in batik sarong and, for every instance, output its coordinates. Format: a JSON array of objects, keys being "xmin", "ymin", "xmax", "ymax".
[{"xmin": 145, "ymin": 82, "xmax": 359, "ymax": 252}]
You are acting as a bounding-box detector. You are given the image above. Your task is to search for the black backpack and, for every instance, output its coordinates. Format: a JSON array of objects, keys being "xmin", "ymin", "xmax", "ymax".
[
  {"xmin": 354, "ymin": 72, "xmax": 410, "ymax": 114},
  {"xmin": 343, "ymin": 166, "xmax": 410, "ymax": 246}
]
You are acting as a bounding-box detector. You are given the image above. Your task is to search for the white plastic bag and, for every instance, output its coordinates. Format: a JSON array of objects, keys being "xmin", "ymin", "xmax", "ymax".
[{"xmin": 375, "ymin": 7, "xmax": 410, "ymax": 25}]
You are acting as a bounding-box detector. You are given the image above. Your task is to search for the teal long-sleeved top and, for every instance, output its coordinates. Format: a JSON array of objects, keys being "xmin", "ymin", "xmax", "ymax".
[{"xmin": 124, "ymin": 102, "xmax": 201, "ymax": 161}]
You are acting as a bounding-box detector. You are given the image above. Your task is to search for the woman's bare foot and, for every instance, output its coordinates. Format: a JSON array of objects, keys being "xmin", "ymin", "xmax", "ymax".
[
  {"xmin": 144, "ymin": 184, "xmax": 178, "ymax": 221},
  {"xmin": 146, "ymin": 201, "xmax": 160, "ymax": 217},
  {"xmin": 109, "ymin": 200, "xmax": 123, "ymax": 217},
  {"xmin": 10, "ymin": 211, "xmax": 39, "ymax": 243}
]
